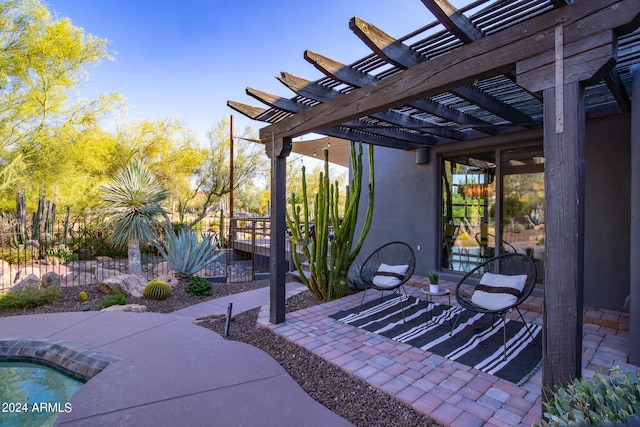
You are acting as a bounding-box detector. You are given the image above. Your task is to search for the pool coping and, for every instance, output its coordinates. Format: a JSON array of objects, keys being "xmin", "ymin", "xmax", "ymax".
[{"xmin": 0, "ymin": 338, "xmax": 121, "ymax": 382}]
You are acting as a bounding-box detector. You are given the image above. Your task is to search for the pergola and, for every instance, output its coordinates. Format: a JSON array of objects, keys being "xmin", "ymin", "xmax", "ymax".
[{"xmin": 228, "ymin": 0, "xmax": 640, "ymax": 390}]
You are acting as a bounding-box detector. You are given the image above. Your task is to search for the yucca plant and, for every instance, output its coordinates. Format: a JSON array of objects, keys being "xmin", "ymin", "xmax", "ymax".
[
  {"xmin": 99, "ymin": 159, "xmax": 168, "ymax": 275},
  {"xmin": 155, "ymin": 229, "xmax": 225, "ymax": 278}
]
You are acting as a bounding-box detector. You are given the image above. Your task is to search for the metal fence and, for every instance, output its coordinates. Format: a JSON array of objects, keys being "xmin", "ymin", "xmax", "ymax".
[{"xmin": 0, "ymin": 214, "xmax": 271, "ymax": 292}]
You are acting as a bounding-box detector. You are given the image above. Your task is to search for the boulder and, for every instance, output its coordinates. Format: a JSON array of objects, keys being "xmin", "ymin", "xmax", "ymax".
[
  {"xmin": 154, "ymin": 273, "xmax": 179, "ymax": 287},
  {"xmin": 100, "ymin": 304, "xmax": 147, "ymax": 313},
  {"xmin": 0, "ymin": 260, "xmax": 11, "ymax": 290},
  {"xmin": 41, "ymin": 272, "xmax": 62, "ymax": 290},
  {"xmin": 14, "ymin": 267, "xmax": 41, "ymax": 283},
  {"xmin": 98, "ymin": 274, "xmax": 147, "ymax": 298},
  {"xmin": 11, "ymin": 274, "xmax": 41, "ymax": 292},
  {"xmin": 95, "ymin": 256, "xmax": 114, "ymax": 264},
  {"xmin": 95, "ymin": 267, "xmax": 120, "ymax": 283}
]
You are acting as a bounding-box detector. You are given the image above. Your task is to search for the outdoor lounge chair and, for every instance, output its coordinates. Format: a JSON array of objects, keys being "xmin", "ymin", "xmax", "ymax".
[
  {"xmin": 450, "ymin": 253, "xmax": 537, "ymax": 360},
  {"xmin": 357, "ymin": 241, "xmax": 416, "ymax": 323},
  {"xmin": 474, "ymin": 232, "xmax": 517, "ymax": 260}
]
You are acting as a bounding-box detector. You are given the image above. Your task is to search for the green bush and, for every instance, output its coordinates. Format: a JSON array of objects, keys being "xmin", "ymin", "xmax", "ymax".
[
  {"xmin": 47, "ymin": 245, "xmax": 79, "ymax": 263},
  {"xmin": 186, "ymin": 276, "xmax": 212, "ymax": 299},
  {"xmin": 102, "ymin": 292, "xmax": 127, "ymax": 308},
  {"xmin": 144, "ymin": 280, "xmax": 172, "ymax": 300},
  {"xmin": 0, "ymin": 287, "xmax": 60, "ymax": 309},
  {"xmin": 541, "ymin": 367, "xmax": 640, "ymax": 426},
  {"xmin": 1, "ymin": 248, "xmax": 35, "ymax": 265}
]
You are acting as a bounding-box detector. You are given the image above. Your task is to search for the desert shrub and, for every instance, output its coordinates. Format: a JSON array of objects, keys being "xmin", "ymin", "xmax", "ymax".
[
  {"xmin": 1, "ymin": 248, "xmax": 35, "ymax": 264},
  {"xmin": 47, "ymin": 245, "xmax": 78, "ymax": 263},
  {"xmin": 102, "ymin": 292, "xmax": 127, "ymax": 308},
  {"xmin": 541, "ymin": 367, "xmax": 640, "ymax": 426},
  {"xmin": 144, "ymin": 280, "xmax": 172, "ymax": 300},
  {"xmin": 0, "ymin": 287, "xmax": 60, "ymax": 309},
  {"xmin": 186, "ymin": 276, "xmax": 212, "ymax": 298}
]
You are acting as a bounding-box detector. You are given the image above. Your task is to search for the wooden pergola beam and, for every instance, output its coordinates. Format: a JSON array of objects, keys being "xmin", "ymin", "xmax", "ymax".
[
  {"xmin": 304, "ymin": 49, "xmax": 497, "ymax": 135},
  {"xmin": 420, "ymin": 0, "xmax": 483, "ymax": 43},
  {"xmin": 259, "ymin": 0, "xmax": 639, "ymax": 142}
]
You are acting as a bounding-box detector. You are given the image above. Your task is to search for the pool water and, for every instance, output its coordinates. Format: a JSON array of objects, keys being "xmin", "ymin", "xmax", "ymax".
[{"xmin": 0, "ymin": 362, "xmax": 84, "ymax": 426}]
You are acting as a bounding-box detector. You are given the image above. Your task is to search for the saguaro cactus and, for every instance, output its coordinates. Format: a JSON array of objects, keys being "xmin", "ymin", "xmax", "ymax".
[{"xmin": 286, "ymin": 142, "xmax": 374, "ymax": 301}]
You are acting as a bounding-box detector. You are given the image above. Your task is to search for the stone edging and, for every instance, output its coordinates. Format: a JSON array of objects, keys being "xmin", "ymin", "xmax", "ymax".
[{"xmin": 0, "ymin": 338, "xmax": 120, "ymax": 382}]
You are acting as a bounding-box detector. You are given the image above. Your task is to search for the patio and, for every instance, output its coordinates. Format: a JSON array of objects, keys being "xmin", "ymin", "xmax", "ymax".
[{"xmin": 259, "ymin": 277, "xmax": 632, "ymax": 427}]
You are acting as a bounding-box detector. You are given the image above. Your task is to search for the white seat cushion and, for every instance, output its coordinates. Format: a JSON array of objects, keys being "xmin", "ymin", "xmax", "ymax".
[
  {"xmin": 372, "ymin": 263, "xmax": 409, "ymax": 288},
  {"xmin": 470, "ymin": 272, "xmax": 528, "ymax": 311}
]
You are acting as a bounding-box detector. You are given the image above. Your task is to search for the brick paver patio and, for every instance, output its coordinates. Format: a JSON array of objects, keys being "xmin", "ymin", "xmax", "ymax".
[{"xmin": 259, "ymin": 277, "xmax": 634, "ymax": 427}]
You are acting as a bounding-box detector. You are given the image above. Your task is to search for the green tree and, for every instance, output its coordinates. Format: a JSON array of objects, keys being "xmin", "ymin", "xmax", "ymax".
[
  {"xmin": 99, "ymin": 159, "xmax": 168, "ymax": 275},
  {"xmin": 185, "ymin": 119, "xmax": 267, "ymax": 227},
  {"xmin": 0, "ymin": 0, "xmax": 122, "ymax": 209},
  {"xmin": 116, "ymin": 118, "xmax": 207, "ymax": 219}
]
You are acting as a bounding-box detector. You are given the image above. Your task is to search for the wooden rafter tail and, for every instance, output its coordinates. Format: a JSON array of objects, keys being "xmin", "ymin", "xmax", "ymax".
[
  {"xmin": 420, "ymin": 0, "xmax": 483, "ymax": 43},
  {"xmin": 226, "ymin": 101, "xmax": 283, "ymax": 123}
]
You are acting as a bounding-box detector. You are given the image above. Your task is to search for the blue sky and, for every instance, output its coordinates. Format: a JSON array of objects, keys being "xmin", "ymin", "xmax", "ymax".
[{"xmin": 45, "ymin": 0, "xmax": 467, "ymax": 144}]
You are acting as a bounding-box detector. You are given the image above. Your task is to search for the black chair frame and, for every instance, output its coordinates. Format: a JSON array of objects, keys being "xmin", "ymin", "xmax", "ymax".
[
  {"xmin": 450, "ymin": 253, "xmax": 537, "ymax": 360},
  {"xmin": 356, "ymin": 242, "xmax": 416, "ymax": 323}
]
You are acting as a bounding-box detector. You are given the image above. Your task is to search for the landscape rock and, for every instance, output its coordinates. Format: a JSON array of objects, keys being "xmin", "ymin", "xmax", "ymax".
[
  {"xmin": 100, "ymin": 303, "xmax": 147, "ymax": 313},
  {"xmin": 98, "ymin": 274, "xmax": 147, "ymax": 298},
  {"xmin": 154, "ymin": 273, "xmax": 179, "ymax": 287},
  {"xmin": 11, "ymin": 273, "xmax": 41, "ymax": 292},
  {"xmin": 41, "ymin": 272, "xmax": 62, "ymax": 290}
]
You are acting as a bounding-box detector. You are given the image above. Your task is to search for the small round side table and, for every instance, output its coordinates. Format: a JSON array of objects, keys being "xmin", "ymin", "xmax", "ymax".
[{"xmin": 420, "ymin": 287, "xmax": 451, "ymax": 324}]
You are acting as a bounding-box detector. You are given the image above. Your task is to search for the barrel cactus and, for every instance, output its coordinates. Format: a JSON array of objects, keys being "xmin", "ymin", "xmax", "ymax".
[
  {"xmin": 78, "ymin": 291, "xmax": 88, "ymax": 302},
  {"xmin": 143, "ymin": 280, "xmax": 172, "ymax": 300}
]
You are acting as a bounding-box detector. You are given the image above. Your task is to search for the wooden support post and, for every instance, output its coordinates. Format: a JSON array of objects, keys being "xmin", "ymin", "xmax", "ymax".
[
  {"xmin": 517, "ymin": 27, "xmax": 614, "ymax": 391},
  {"xmin": 542, "ymin": 81, "xmax": 585, "ymax": 386},
  {"xmin": 266, "ymin": 136, "xmax": 292, "ymax": 324},
  {"xmin": 630, "ymin": 65, "xmax": 640, "ymax": 365}
]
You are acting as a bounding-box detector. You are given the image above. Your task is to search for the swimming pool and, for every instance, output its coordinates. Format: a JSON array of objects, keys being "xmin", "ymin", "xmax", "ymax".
[{"xmin": 0, "ymin": 362, "xmax": 83, "ymax": 426}]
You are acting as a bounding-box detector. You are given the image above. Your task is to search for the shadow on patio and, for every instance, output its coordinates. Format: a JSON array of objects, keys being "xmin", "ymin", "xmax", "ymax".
[{"xmin": 259, "ymin": 276, "xmax": 632, "ymax": 427}]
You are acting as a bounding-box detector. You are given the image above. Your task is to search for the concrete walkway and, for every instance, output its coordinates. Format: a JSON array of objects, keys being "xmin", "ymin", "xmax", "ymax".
[{"xmin": 0, "ymin": 283, "xmax": 352, "ymax": 427}]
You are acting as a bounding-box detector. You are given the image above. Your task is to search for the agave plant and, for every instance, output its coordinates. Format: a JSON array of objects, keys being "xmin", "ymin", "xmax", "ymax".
[{"xmin": 155, "ymin": 229, "xmax": 225, "ymax": 278}]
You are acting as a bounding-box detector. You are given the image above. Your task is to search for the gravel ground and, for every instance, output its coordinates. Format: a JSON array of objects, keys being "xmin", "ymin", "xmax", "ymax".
[{"xmin": 1, "ymin": 279, "xmax": 439, "ymax": 427}]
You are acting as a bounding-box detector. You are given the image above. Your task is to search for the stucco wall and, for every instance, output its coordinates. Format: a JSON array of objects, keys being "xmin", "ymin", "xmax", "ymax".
[
  {"xmin": 353, "ymin": 115, "xmax": 631, "ymax": 310},
  {"xmin": 353, "ymin": 145, "xmax": 440, "ymax": 276},
  {"xmin": 584, "ymin": 114, "xmax": 631, "ymax": 311}
]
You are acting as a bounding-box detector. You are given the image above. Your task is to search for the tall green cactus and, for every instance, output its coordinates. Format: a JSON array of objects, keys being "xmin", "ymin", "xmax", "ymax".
[{"xmin": 286, "ymin": 142, "xmax": 374, "ymax": 301}]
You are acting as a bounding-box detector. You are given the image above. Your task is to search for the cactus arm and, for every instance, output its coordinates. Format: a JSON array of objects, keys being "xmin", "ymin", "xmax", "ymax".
[
  {"xmin": 349, "ymin": 144, "xmax": 375, "ymax": 264},
  {"xmin": 285, "ymin": 207, "xmax": 310, "ymax": 287}
]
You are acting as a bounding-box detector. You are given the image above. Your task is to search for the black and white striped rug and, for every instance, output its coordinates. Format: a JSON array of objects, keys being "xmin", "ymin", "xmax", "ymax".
[{"xmin": 330, "ymin": 295, "xmax": 542, "ymax": 385}]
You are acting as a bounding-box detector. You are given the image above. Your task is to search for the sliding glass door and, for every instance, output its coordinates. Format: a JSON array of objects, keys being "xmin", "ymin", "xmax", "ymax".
[{"xmin": 441, "ymin": 145, "xmax": 545, "ymax": 283}]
